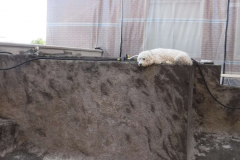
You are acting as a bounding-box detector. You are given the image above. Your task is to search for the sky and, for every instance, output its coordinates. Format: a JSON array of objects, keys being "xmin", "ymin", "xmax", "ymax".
[{"xmin": 0, "ymin": 0, "xmax": 47, "ymax": 44}]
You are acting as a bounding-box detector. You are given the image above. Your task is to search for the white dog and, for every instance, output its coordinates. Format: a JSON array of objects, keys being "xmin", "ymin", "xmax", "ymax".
[{"xmin": 137, "ymin": 48, "xmax": 192, "ymax": 67}]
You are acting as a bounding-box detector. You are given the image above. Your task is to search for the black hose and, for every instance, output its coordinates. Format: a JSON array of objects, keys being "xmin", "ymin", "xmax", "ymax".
[
  {"xmin": 119, "ymin": 0, "xmax": 124, "ymax": 58},
  {"xmin": 0, "ymin": 57, "xmax": 120, "ymax": 71},
  {"xmin": 222, "ymin": 0, "xmax": 231, "ymax": 85},
  {"xmin": 0, "ymin": 52, "xmax": 13, "ymax": 55}
]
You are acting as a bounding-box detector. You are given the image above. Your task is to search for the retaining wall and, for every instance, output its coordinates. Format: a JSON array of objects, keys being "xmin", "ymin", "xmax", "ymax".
[{"xmin": 0, "ymin": 55, "xmax": 239, "ymax": 160}]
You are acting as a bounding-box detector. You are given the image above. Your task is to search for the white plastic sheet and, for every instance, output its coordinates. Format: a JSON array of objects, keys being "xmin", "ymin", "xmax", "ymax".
[
  {"xmin": 46, "ymin": 0, "xmax": 229, "ymax": 58},
  {"xmin": 47, "ymin": 0, "xmax": 122, "ymax": 57}
]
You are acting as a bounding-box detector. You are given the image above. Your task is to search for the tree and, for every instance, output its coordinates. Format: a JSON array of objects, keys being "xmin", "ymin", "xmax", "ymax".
[{"xmin": 31, "ymin": 38, "xmax": 46, "ymax": 45}]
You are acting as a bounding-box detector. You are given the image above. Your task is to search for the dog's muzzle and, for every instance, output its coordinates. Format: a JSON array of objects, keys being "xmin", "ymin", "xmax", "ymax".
[{"xmin": 138, "ymin": 63, "xmax": 142, "ymax": 67}]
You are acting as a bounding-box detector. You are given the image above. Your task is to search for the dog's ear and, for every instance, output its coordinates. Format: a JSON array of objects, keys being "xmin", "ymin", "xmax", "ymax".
[
  {"xmin": 149, "ymin": 59, "xmax": 154, "ymax": 64},
  {"xmin": 148, "ymin": 52, "xmax": 154, "ymax": 64}
]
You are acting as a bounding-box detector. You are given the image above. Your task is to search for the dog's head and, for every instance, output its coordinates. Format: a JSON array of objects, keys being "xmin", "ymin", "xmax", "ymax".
[{"xmin": 137, "ymin": 51, "xmax": 154, "ymax": 67}]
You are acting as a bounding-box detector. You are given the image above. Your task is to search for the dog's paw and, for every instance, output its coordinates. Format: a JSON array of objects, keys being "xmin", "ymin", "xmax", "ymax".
[{"xmin": 166, "ymin": 61, "xmax": 173, "ymax": 64}]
